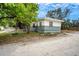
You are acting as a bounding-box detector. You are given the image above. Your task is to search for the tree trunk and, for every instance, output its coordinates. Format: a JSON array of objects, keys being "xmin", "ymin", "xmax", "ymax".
[{"xmin": 26, "ymin": 25, "xmax": 30, "ymax": 33}]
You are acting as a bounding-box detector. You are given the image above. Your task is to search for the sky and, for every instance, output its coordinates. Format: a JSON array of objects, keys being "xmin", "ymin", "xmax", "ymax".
[{"xmin": 38, "ymin": 3, "xmax": 79, "ymax": 20}]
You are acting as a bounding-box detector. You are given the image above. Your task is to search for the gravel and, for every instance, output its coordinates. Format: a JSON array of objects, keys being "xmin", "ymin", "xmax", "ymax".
[{"xmin": 0, "ymin": 31, "xmax": 79, "ymax": 56}]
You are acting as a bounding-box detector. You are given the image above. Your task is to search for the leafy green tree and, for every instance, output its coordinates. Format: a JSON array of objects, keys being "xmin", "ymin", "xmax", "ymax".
[
  {"xmin": 0, "ymin": 19, "xmax": 9, "ymax": 27},
  {"xmin": 0, "ymin": 3, "xmax": 38, "ymax": 33},
  {"xmin": 46, "ymin": 7, "xmax": 72, "ymax": 30},
  {"xmin": 61, "ymin": 19, "xmax": 72, "ymax": 30},
  {"xmin": 46, "ymin": 7, "xmax": 71, "ymax": 20},
  {"xmin": 71, "ymin": 19, "xmax": 79, "ymax": 30}
]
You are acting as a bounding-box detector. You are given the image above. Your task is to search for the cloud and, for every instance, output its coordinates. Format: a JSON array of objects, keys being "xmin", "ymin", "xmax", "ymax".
[{"xmin": 38, "ymin": 3, "xmax": 79, "ymax": 19}]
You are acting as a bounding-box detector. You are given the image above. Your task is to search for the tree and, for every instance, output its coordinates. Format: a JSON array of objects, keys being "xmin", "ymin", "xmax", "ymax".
[
  {"xmin": 0, "ymin": 3, "xmax": 38, "ymax": 33},
  {"xmin": 46, "ymin": 7, "xmax": 72, "ymax": 30},
  {"xmin": 46, "ymin": 7, "xmax": 71, "ymax": 20},
  {"xmin": 71, "ymin": 19, "xmax": 79, "ymax": 30},
  {"xmin": 61, "ymin": 19, "xmax": 72, "ymax": 30}
]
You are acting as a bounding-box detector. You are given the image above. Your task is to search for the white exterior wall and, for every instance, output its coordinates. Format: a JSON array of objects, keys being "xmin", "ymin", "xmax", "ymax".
[
  {"xmin": 37, "ymin": 21, "xmax": 49, "ymax": 26},
  {"xmin": 33, "ymin": 21, "xmax": 61, "ymax": 27},
  {"xmin": 41, "ymin": 21, "xmax": 61, "ymax": 27},
  {"xmin": 37, "ymin": 22, "xmax": 42, "ymax": 26},
  {"xmin": 37, "ymin": 22, "xmax": 39, "ymax": 26},
  {"xmin": 42, "ymin": 21, "xmax": 49, "ymax": 26},
  {"xmin": 53, "ymin": 21, "xmax": 61, "ymax": 27}
]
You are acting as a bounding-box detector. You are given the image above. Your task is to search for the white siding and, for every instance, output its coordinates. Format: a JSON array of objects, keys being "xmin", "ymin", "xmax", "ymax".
[
  {"xmin": 36, "ymin": 20, "xmax": 61, "ymax": 27},
  {"xmin": 42, "ymin": 21, "xmax": 61, "ymax": 27},
  {"xmin": 53, "ymin": 21, "xmax": 61, "ymax": 27},
  {"xmin": 42, "ymin": 21, "xmax": 49, "ymax": 26},
  {"xmin": 38, "ymin": 22, "xmax": 43, "ymax": 26}
]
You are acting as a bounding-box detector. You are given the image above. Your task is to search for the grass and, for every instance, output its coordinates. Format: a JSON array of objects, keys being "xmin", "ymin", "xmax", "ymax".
[
  {"xmin": 0, "ymin": 32, "xmax": 41, "ymax": 45},
  {"xmin": 61, "ymin": 30, "xmax": 78, "ymax": 33},
  {"xmin": 0, "ymin": 31, "xmax": 63, "ymax": 45},
  {"xmin": 0, "ymin": 32, "xmax": 24, "ymax": 44}
]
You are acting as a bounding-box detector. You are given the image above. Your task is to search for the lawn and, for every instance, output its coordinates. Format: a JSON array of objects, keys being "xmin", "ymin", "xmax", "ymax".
[
  {"xmin": 0, "ymin": 31, "xmax": 63, "ymax": 45},
  {"xmin": 0, "ymin": 32, "xmax": 39, "ymax": 45}
]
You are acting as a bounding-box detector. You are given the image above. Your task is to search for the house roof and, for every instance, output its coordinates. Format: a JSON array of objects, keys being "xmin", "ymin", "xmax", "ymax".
[
  {"xmin": 33, "ymin": 17, "xmax": 64, "ymax": 23},
  {"xmin": 44, "ymin": 17, "xmax": 64, "ymax": 22}
]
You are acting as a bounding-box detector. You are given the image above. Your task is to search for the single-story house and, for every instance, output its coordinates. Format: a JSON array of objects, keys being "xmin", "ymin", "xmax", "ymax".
[{"xmin": 31, "ymin": 17, "xmax": 64, "ymax": 33}]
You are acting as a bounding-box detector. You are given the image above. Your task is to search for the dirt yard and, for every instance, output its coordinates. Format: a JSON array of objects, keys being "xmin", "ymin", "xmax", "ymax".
[{"xmin": 0, "ymin": 31, "xmax": 79, "ymax": 56}]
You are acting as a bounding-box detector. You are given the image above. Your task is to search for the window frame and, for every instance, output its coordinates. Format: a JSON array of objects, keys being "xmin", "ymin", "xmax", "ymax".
[
  {"xmin": 49, "ymin": 21, "xmax": 53, "ymax": 27},
  {"xmin": 40, "ymin": 22, "xmax": 42, "ymax": 26}
]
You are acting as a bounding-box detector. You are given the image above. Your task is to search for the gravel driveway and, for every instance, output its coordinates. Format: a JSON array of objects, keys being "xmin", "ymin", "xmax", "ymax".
[{"xmin": 0, "ymin": 32, "xmax": 79, "ymax": 56}]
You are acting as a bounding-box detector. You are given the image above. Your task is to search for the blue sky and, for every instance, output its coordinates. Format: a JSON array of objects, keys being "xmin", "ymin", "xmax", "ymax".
[{"xmin": 38, "ymin": 3, "xmax": 79, "ymax": 20}]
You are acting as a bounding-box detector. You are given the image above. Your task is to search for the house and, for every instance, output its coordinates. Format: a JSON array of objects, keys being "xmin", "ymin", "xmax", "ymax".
[{"xmin": 31, "ymin": 17, "xmax": 64, "ymax": 33}]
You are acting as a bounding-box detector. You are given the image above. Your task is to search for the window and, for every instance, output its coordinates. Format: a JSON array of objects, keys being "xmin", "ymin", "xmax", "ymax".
[
  {"xmin": 33, "ymin": 23, "xmax": 36, "ymax": 28},
  {"xmin": 40, "ymin": 22, "xmax": 42, "ymax": 26},
  {"xmin": 49, "ymin": 21, "xmax": 53, "ymax": 26}
]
